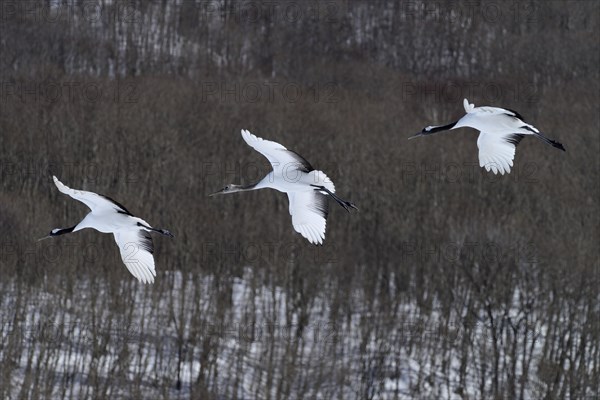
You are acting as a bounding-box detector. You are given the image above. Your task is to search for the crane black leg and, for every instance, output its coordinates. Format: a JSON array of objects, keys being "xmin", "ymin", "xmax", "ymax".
[
  {"xmin": 138, "ymin": 222, "xmax": 175, "ymax": 238},
  {"xmin": 310, "ymin": 185, "xmax": 359, "ymax": 212},
  {"xmin": 155, "ymin": 228, "xmax": 174, "ymax": 238}
]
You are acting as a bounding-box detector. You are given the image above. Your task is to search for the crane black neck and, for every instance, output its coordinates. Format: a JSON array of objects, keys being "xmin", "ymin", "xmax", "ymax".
[
  {"xmin": 423, "ymin": 121, "xmax": 457, "ymax": 134},
  {"xmin": 51, "ymin": 226, "xmax": 76, "ymax": 236}
]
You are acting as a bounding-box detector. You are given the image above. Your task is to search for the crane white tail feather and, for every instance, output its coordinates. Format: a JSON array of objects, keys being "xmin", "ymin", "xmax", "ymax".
[{"xmin": 310, "ymin": 170, "xmax": 335, "ymax": 193}]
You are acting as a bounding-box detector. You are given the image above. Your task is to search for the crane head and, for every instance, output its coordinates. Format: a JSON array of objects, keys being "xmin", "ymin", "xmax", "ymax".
[
  {"xmin": 409, "ymin": 121, "xmax": 458, "ymax": 139},
  {"xmin": 209, "ymin": 184, "xmax": 242, "ymax": 196},
  {"xmin": 408, "ymin": 126, "xmax": 434, "ymax": 140},
  {"xmin": 38, "ymin": 226, "xmax": 76, "ymax": 241},
  {"xmin": 37, "ymin": 229, "xmax": 60, "ymax": 242}
]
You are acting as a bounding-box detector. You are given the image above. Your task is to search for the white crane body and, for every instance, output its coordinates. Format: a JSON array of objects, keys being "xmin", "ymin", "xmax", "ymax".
[
  {"xmin": 411, "ymin": 98, "xmax": 565, "ymax": 175},
  {"xmin": 211, "ymin": 130, "xmax": 356, "ymax": 245},
  {"xmin": 42, "ymin": 176, "xmax": 173, "ymax": 284}
]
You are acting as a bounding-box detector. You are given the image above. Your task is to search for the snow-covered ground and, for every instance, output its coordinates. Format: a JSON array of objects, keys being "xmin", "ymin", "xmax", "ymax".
[{"xmin": 0, "ymin": 268, "xmax": 596, "ymax": 399}]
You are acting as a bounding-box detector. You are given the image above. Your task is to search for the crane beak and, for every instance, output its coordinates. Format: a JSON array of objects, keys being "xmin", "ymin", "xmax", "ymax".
[
  {"xmin": 408, "ymin": 132, "xmax": 423, "ymax": 140},
  {"xmin": 209, "ymin": 189, "xmax": 224, "ymax": 197},
  {"xmin": 37, "ymin": 235, "xmax": 52, "ymax": 242}
]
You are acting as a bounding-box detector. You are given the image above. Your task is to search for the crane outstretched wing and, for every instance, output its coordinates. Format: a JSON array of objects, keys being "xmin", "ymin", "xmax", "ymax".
[
  {"xmin": 240, "ymin": 129, "xmax": 314, "ymax": 174},
  {"xmin": 287, "ymin": 191, "xmax": 329, "ymax": 245},
  {"xmin": 53, "ymin": 176, "xmax": 132, "ymax": 215},
  {"xmin": 477, "ymin": 132, "xmax": 524, "ymax": 175},
  {"xmin": 474, "ymin": 106, "xmax": 526, "ymax": 120},
  {"xmin": 464, "ymin": 98, "xmax": 526, "ymax": 121},
  {"xmin": 113, "ymin": 230, "xmax": 156, "ymax": 284}
]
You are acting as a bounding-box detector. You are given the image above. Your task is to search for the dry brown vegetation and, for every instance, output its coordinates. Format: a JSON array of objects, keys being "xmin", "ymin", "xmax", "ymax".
[{"xmin": 0, "ymin": 0, "xmax": 598, "ymax": 399}]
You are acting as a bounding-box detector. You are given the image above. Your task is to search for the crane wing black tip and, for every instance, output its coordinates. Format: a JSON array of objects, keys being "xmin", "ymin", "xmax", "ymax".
[
  {"xmin": 100, "ymin": 194, "xmax": 134, "ymax": 216},
  {"xmin": 138, "ymin": 231, "xmax": 154, "ymax": 254},
  {"xmin": 505, "ymin": 134, "xmax": 525, "ymax": 147}
]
